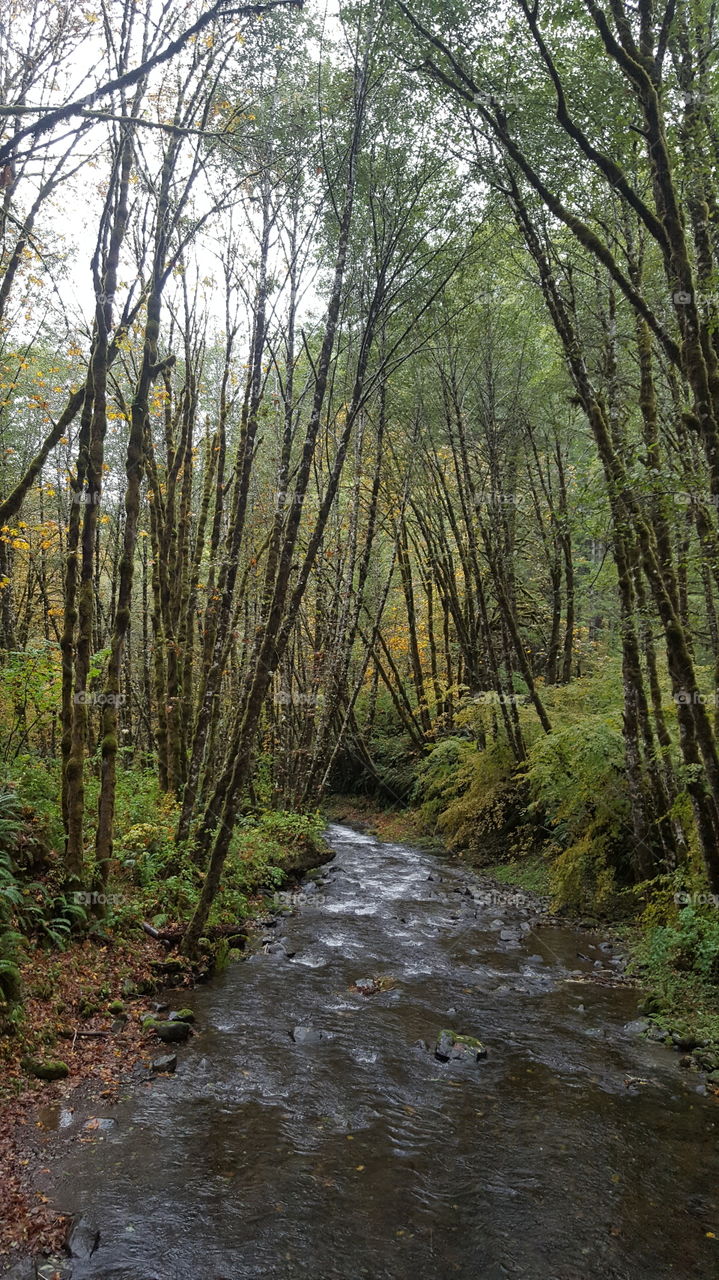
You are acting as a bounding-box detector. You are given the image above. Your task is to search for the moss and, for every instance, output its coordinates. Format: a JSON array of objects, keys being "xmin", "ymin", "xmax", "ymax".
[
  {"xmin": 172, "ymin": 1008, "xmax": 195, "ymax": 1023},
  {"xmin": 444, "ymin": 1031, "xmax": 484, "ymax": 1049},
  {"xmin": 0, "ymin": 963, "xmax": 22, "ymax": 1007},
  {"xmin": 108, "ymin": 999, "xmax": 125, "ymax": 1014},
  {"xmin": 24, "ymin": 1058, "xmax": 69, "ymax": 1081}
]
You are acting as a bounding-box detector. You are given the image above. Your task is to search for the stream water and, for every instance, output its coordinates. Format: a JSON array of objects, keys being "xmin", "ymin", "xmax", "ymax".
[{"xmin": 44, "ymin": 823, "xmax": 718, "ymax": 1279}]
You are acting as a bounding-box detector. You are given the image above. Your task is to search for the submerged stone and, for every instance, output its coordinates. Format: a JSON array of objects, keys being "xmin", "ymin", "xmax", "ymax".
[{"xmin": 151, "ymin": 1053, "xmax": 178, "ymax": 1073}]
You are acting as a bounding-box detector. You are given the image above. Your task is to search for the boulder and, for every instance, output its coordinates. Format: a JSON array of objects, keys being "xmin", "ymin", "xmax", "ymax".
[
  {"xmin": 291, "ymin": 1026, "xmax": 330, "ymax": 1045},
  {"xmin": 151, "ymin": 1053, "xmax": 178, "ymax": 1074},
  {"xmin": 354, "ymin": 977, "xmax": 379, "ymax": 995},
  {"xmin": 435, "ymin": 1030, "xmax": 487, "ymax": 1063},
  {"xmin": 623, "ymin": 1018, "xmax": 650, "ymax": 1036},
  {"xmin": 646, "ymin": 1025, "xmax": 671, "ymax": 1044},
  {"xmin": 672, "ymin": 1033, "xmax": 704, "ymax": 1052},
  {"xmin": 153, "ymin": 1019, "xmax": 191, "ymax": 1043},
  {"xmin": 168, "ymin": 1008, "xmax": 195, "ymax": 1023},
  {"xmin": 25, "ymin": 1059, "xmax": 69, "ymax": 1081},
  {"xmin": 693, "ymin": 1047, "xmax": 719, "ymax": 1073},
  {"xmin": 68, "ymin": 1217, "xmax": 100, "ymax": 1260}
]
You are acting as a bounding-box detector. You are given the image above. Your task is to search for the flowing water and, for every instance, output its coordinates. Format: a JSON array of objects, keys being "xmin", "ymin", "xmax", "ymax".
[{"xmin": 45, "ymin": 824, "xmax": 718, "ymax": 1278}]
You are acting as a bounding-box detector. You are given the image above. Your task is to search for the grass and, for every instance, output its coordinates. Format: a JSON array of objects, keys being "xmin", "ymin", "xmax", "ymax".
[{"xmin": 479, "ymin": 854, "xmax": 552, "ymax": 897}]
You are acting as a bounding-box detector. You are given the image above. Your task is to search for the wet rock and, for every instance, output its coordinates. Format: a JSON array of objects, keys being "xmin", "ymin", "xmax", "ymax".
[
  {"xmin": 414, "ymin": 1039, "xmax": 428, "ymax": 1051},
  {"xmin": 672, "ymin": 1033, "xmax": 704, "ymax": 1052},
  {"xmin": 110, "ymin": 1018, "xmax": 126, "ymax": 1034},
  {"xmin": 526, "ymin": 954, "xmax": 545, "ymax": 965},
  {"xmin": 623, "ymin": 1018, "xmax": 650, "ymax": 1035},
  {"xmin": 354, "ymin": 977, "xmax": 380, "ymax": 995},
  {"xmin": 151, "ymin": 1053, "xmax": 178, "ymax": 1073},
  {"xmin": 153, "ymin": 1019, "xmax": 191, "ymax": 1043},
  {"xmin": 624, "ymin": 1075, "xmax": 661, "ymax": 1091},
  {"xmin": 693, "ymin": 1047, "xmax": 719, "ymax": 1072},
  {"xmin": 168, "ymin": 1008, "xmax": 195, "ymax": 1023},
  {"xmin": 3, "ymin": 1261, "xmax": 36, "ymax": 1279},
  {"xmin": 490, "ymin": 919, "xmax": 503, "ymax": 929},
  {"xmin": 446, "ymin": 1006, "xmax": 457, "ymax": 1016},
  {"xmin": 36, "ymin": 1260, "xmax": 73, "ymax": 1280},
  {"xmin": 302, "ymin": 881, "xmax": 319, "ymax": 896},
  {"xmin": 599, "ymin": 941, "xmax": 613, "ymax": 953},
  {"xmin": 263, "ymin": 936, "xmax": 287, "ymax": 957},
  {"xmin": 151, "ymin": 1001, "xmax": 170, "ymax": 1014},
  {"xmin": 646, "ymin": 1025, "xmax": 671, "ymax": 1044},
  {"xmin": 519, "ymin": 923, "xmax": 532, "ymax": 933},
  {"xmin": 291, "ymin": 1026, "xmax": 330, "ymax": 1045},
  {"xmin": 435, "ymin": 1030, "xmax": 487, "ymax": 1063},
  {"xmin": 68, "ymin": 1217, "xmax": 100, "ymax": 1260},
  {"xmin": 499, "ymin": 929, "xmax": 519, "ymax": 942}
]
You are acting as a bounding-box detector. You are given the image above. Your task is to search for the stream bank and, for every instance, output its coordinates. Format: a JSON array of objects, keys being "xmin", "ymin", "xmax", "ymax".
[{"xmin": 2, "ymin": 822, "xmax": 718, "ymax": 1279}]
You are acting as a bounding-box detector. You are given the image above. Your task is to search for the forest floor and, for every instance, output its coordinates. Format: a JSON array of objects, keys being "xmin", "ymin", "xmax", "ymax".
[{"xmin": 0, "ymin": 932, "xmax": 182, "ymax": 1262}]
